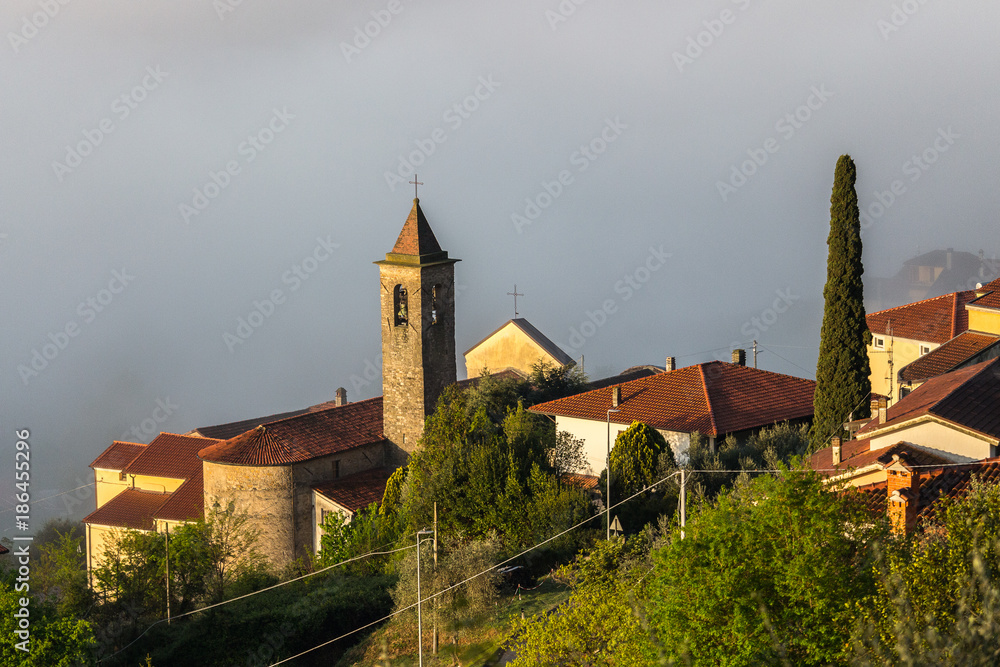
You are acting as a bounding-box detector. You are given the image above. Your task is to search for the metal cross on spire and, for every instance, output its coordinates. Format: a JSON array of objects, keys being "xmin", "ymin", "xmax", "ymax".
[
  {"xmin": 507, "ymin": 284, "xmax": 524, "ymax": 318},
  {"xmin": 409, "ymin": 174, "xmax": 424, "ymax": 199}
]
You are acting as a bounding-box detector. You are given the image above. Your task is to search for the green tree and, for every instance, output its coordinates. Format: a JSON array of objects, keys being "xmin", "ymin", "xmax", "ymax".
[
  {"xmin": 853, "ymin": 476, "xmax": 1000, "ymax": 665},
  {"xmin": 0, "ymin": 579, "xmax": 95, "ymax": 667},
  {"xmin": 509, "ymin": 538, "xmax": 657, "ymax": 666},
  {"xmin": 811, "ymin": 154, "xmax": 872, "ymax": 450},
  {"xmin": 610, "ymin": 421, "xmax": 675, "ymax": 498},
  {"xmin": 647, "ymin": 469, "xmax": 886, "ymax": 666}
]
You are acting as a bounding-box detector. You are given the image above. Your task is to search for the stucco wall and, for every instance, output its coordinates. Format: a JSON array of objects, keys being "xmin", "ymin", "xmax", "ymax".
[
  {"xmin": 969, "ymin": 308, "xmax": 1000, "ymax": 335},
  {"xmin": 869, "ymin": 420, "xmax": 994, "ymax": 461},
  {"xmin": 465, "ymin": 322, "xmax": 561, "ymax": 378},
  {"xmin": 555, "ymin": 415, "xmax": 690, "ymax": 474},
  {"xmin": 867, "ymin": 335, "xmax": 936, "ymax": 403}
]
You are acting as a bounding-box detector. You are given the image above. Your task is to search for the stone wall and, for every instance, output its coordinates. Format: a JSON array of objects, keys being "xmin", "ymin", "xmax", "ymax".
[{"xmin": 380, "ymin": 260, "xmax": 457, "ymax": 462}]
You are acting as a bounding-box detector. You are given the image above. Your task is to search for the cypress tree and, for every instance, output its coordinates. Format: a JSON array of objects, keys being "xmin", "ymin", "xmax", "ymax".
[{"xmin": 810, "ymin": 155, "xmax": 871, "ymax": 450}]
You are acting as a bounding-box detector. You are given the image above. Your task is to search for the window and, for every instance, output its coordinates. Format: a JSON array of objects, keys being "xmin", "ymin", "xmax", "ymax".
[
  {"xmin": 873, "ymin": 337, "xmax": 885, "ymax": 349},
  {"xmin": 919, "ymin": 344, "xmax": 931, "ymax": 356},
  {"xmin": 119, "ymin": 471, "xmax": 127, "ymax": 481},
  {"xmin": 393, "ymin": 285, "xmax": 408, "ymax": 326},
  {"xmin": 333, "ymin": 460, "xmax": 340, "ymax": 478},
  {"xmin": 431, "ymin": 284, "xmax": 442, "ymax": 325}
]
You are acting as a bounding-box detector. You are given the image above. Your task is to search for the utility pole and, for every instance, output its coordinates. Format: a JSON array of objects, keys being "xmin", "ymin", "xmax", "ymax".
[
  {"xmin": 433, "ymin": 503, "xmax": 438, "ymax": 655},
  {"xmin": 679, "ymin": 470, "xmax": 686, "ymax": 540},
  {"xmin": 606, "ymin": 408, "xmax": 621, "ymax": 540},
  {"xmin": 753, "ymin": 340, "xmax": 758, "ymax": 369},
  {"xmin": 416, "ymin": 528, "xmax": 433, "ymax": 667},
  {"xmin": 165, "ymin": 524, "xmax": 171, "ymax": 625}
]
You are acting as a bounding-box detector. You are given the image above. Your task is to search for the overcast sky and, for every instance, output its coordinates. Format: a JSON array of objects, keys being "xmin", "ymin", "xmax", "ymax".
[{"xmin": 2, "ymin": 1, "xmax": 998, "ymax": 528}]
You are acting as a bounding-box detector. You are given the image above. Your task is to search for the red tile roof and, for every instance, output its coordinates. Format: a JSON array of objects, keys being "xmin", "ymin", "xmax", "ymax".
[
  {"xmin": 858, "ymin": 358, "xmax": 1000, "ymax": 440},
  {"xmin": 0, "ymin": 544, "xmax": 8, "ymax": 555},
  {"xmin": 530, "ymin": 361, "xmax": 815, "ymax": 437},
  {"xmin": 90, "ymin": 441, "xmax": 146, "ymax": 471},
  {"xmin": 561, "ymin": 473, "xmax": 600, "ymax": 490},
  {"xmin": 898, "ymin": 331, "xmax": 1000, "ymax": 382},
  {"xmin": 390, "ymin": 199, "xmax": 444, "ymax": 257},
  {"xmin": 809, "ymin": 440, "xmax": 955, "ymax": 477},
  {"xmin": 82, "ymin": 488, "xmax": 170, "ymax": 531},
  {"xmin": 915, "ymin": 458, "xmax": 1000, "ymax": 522},
  {"xmin": 123, "ymin": 433, "xmax": 221, "ymax": 480},
  {"xmin": 867, "ymin": 290, "xmax": 977, "ymax": 343},
  {"xmin": 199, "ymin": 397, "xmax": 386, "ymax": 466},
  {"xmin": 313, "ymin": 468, "xmax": 393, "ymax": 513},
  {"xmin": 153, "ymin": 470, "xmax": 204, "ymax": 523},
  {"xmin": 968, "ymin": 289, "xmax": 1000, "ymax": 311}
]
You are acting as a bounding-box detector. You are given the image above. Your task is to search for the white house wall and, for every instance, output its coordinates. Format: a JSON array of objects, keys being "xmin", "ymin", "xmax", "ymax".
[
  {"xmin": 869, "ymin": 420, "xmax": 994, "ymax": 462},
  {"xmin": 555, "ymin": 415, "xmax": 690, "ymax": 474}
]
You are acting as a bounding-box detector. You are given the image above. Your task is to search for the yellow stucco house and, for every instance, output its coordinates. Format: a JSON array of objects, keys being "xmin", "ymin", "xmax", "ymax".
[{"xmin": 866, "ymin": 277, "xmax": 1000, "ymax": 403}]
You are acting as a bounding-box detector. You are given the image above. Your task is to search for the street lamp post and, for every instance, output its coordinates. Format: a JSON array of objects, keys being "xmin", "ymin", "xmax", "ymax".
[
  {"xmin": 416, "ymin": 528, "xmax": 434, "ymax": 667},
  {"xmin": 606, "ymin": 408, "xmax": 621, "ymax": 540}
]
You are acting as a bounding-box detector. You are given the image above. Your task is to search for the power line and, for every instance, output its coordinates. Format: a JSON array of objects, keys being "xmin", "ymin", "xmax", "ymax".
[
  {"xmin": 0, "ymin": 482, "xmax": 96, "ymax": 514},
  {"xmin": 98, "ymin": 541, "xmax": 416, "ymax": 663}
]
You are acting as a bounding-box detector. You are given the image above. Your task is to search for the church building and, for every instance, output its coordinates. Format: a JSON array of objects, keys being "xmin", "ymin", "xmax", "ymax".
[{"xmin": 83, "ymin": 198, "xmax": 459, "ymax": 571}]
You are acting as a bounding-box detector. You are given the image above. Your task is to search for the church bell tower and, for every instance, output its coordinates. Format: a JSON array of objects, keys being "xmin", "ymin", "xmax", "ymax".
[{"xmin": 375, "ymin": 198, "xmax": 459, "ymax": 462}]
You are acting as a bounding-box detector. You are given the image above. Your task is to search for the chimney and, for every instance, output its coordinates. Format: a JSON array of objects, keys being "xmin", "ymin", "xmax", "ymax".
[
  {"xmin": 878, "ymin": 396, "xmax": 888, "ymax": 424},
  {"xmin": 665, "ymin": 356, "xmax": 676, "ymax": 372},
  {"xmin": 870, "ymin": 396, "xmax": 880, "ymax": 417},
  {"xmin": 887, "ymin": 454, "xmax": 921, "ymax": 534},
  {"xmin": 611, "ymin": 385, "xmax": 621, "ymax": 407},
  {"xmin": 731, "ymin": 349, "xmax": 746, "ymax": 366},
  {"xmin": 831, "ymin": 436, "xmax": 841, "ymax": 465},
  {"xmin": 946, "ymin": 247, "xmax": 953, "ymax": 270},
  {"xmin": 335, "ymin": 387, "xmax": 347, "ymax": 406}
]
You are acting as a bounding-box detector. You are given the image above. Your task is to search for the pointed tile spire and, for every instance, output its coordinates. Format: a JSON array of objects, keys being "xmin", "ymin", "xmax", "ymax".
[
  {"xmin": 381, "ymin": 198, "xmax": 453, "ymax": 266},
  {"xmin": 392, "ymin": 198, "xmax": 443, "ymax": 256}
]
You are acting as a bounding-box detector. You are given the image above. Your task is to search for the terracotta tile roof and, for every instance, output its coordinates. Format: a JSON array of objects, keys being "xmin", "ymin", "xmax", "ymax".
[
  {"xmin": 0, "ymin": 544, "xmax": 8, "ymax": 555},
  {"xmin": 561, "ymin": 473, "xmax": 600, "ymax": 490},
  {"xmin": 846, "ymin": 481, "xmax": 889, "ymax": 519},
  {"xmin": 586, "ymin": 367, "xmax": 663, "ymax": 391},
  {"xmin": 199, "ymin": 397, "xmax": 386, "ymax": 466},
  {"xmin": 915, "ymin": 458, "xmax": 1000, "ymax": 522},
  {"xmin": 313, "ymin": 468, "xmax": 393, "ymax": 513},
  {"xmin": 463, "ymin": 318, "xmax": 574, "ymax": 366},
  {"xmin": 193, "ymin": 407, "xmax": 312, "ymax": 440},
  {"xmin": 898, "ymin": 331, "xmax": 1000, "ymax": 382},
  {"xmin": 153, "ymin": 470, "xmax": 204, "ymax": 523},
  {"xmin": 123, "ymin": 433, "xmax": 221, "ymax": 480},
  {"xmin": 530, "ymin": 361, "xmax": 815, "ymax": 437},
  {"xmin": 390, "ymin": 199, "xmax": 444, "ymax": 257},
  {"xmin": 809, "ymin": 440, "xmax": 955, "ymax": 477},
  {"xmin": 968, "ymin": 289, "xmax": 1000, "ymax": 311},
  {"xmin": 858, "ymin": 358, "xmax": 1000, "ymax": 440},
  {"xmin": 82, "ymin": 488, "xmax": 170, "ymax": 531},
  {"xmin": 867, "ymin": 290, "xmax": 977, "ymax": 343},
  {"xmin": 90, "ymin": 441, "xmax": 146, "ymax": 471}
]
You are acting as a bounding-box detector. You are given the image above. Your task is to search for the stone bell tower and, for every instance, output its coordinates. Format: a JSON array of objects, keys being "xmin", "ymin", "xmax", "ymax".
[{"xmin": 375, "ymin": 198, "xmax": 459, "ymax": 462}]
